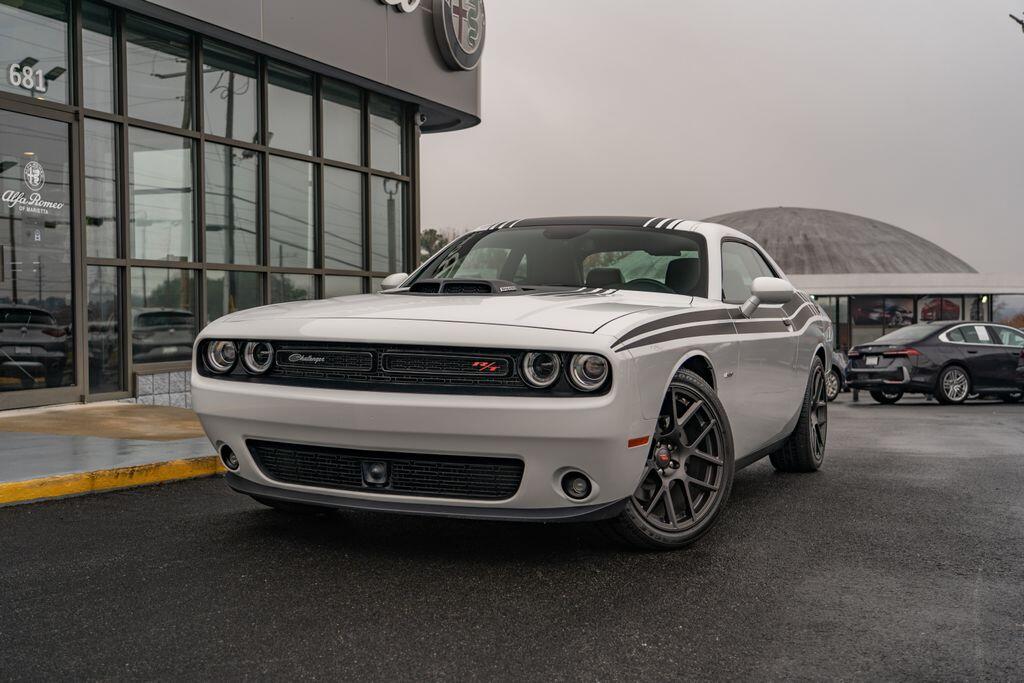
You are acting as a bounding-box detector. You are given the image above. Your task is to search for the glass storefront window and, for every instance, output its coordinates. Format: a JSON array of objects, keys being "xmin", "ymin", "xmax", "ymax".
[
  {"xmin": 84, "ymin": 118, "xmax": 118, "ymax": 258},
  {"xmin": 324, "ymin": 166, "xmax": 363, "ymax": 270},
  {"xmin": 965, "ymin": 295, "xmax": 989, "ymax": 322},
  {"xmin": 206, "ymin": 270, "xmax": 261, "ymax": 322},
  {"xmin": 82, "ymin": 1, "xmax": 115, "ymax": 112},
  {"xmin": 271, "ymin": 273, "xmax": 314, "ymax": 303},
  {"xmin": 0, "ymin": 109, "xmax": 74, "ymax": 391},
  {"xmin": 125, "ymin": 16, "xmax": 192, "ymax": 128},
  {"xmin": 324, "ymin": 276, "xmax": 363, "ymax": 298},
  {"xmin": 917, "ymin": 296, "xmax": 962, "ymax": 322},
  {"xmin": 130, "ymin": 267, "xmax": 196, "ymax": 363},
  {"xmin": 205, "ymin": 142, "xmax": 259, "ymax": 265},
  {"xmin": 323, "ymin": 79, "xmax": 362, "ymax": 164},
  {"xmin": 993, "ymin": 295, "xmax": 1024, "ymax": 329},
  {"xmin": 267, "ymin": 61, "xmax": 313, "ymax": 155},
  {"xmin": 0, "ymin": 0, "xmax": 70, "ymax": 104},
  {"xmin": 369, "ymin": 94, "xmax": 404, "ymax": 174},
  {"xmin": 203, "ymin": 41, "xmax": 258, "ymax": 144},
  {"xmin": 268, "ymin": 156, "xmax": 315, "ymax": 268},
  {"xmin": 87, "ymin": 266, "xmax": 122, "ymax": 393},
  {"xmin": 371, "ymin": 176, "xmax": 405, "ymax": 273},
  {"xmin": 129, "ymin": 127, "xmax": 194, "ymax": 262}
]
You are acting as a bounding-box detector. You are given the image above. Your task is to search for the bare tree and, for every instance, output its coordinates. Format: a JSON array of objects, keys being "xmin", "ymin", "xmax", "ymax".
[{"xmin": 1012, "ymin": 10, "xmax": 1024, "ymax": 34}]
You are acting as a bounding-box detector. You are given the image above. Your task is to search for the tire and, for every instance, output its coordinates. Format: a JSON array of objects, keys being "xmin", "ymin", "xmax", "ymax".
[
  {"xmin": 771, "ymin": 356, "xmax": 828, "ymax": 473},
  {"xmin": 870, "ymin": 389, "xmax": 903, "ymax": 405},
  {"xmin": 250, "ymin": 495, "xmax": 334, "ymax": 516},
  {"xmin": 1001, "ymin": 392, "xmax": 1022, "ymax": 404},
  {"xmin": 605, "ymin": 369, "xmax": 735, "ymax": 551},
  {"xmin": 825, "ymin": 369, "xmax": 841, "ymax": 402},
  {"xmin": 935, "ymin": 365, "xmax": 971, "ymax": 405}
]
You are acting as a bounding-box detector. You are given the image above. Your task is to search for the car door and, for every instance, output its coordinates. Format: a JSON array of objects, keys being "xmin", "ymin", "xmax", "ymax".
[
  {"xmin": 988, "ymin": 326, "xmax": 1024, "ymax": 389},
  {"xmin": 722, "ymin": 240, "xmax": 801, "ymax": 454},
  {"xmin": 954, "ymin": 324, "xmax": 1006, "ymax": 390}
]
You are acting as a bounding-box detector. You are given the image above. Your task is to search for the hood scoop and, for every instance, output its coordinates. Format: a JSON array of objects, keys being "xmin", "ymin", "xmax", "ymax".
[{"xmin": 403, "ymin": 279, "xmax": 520, "ymax": 296}]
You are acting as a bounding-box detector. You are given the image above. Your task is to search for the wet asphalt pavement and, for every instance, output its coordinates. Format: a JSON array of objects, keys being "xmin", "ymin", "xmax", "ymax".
[{"xmin": 2, "ymin": 396, "xmax": 1023, "ymax": 680}]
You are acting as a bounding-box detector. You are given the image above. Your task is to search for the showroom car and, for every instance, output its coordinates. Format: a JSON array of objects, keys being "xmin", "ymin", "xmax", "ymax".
[
  {"xmin": 846, "ymin": 321, "xmax": 1024, "ymax": 404},
  {"xmin": 192, "ymin": 217, "xmax": 833, "ymax": 550},
  {"xmin": 0, "ymin": 304, "xmax": 70, "ymax": 390}
]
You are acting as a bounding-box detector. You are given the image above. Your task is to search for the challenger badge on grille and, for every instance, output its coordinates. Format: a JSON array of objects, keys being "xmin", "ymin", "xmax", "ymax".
[{"xmin": 275, "ymin": 349, "xmax": 374, "ymax": 372}]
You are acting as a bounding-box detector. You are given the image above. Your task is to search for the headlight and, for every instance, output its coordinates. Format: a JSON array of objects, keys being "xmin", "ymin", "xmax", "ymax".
[
  {"xmin": 568, "ymin": 354, "xmax": 609, "ymax": 392},
  {"xmin": 242, "ymin": 341, "xmax": 274, "ymax": 374},
  {"xmin": 522, "ymin": 351, "xmax": 561, "ymax": 388},
  {"xmin": 204, "ymin": 340, "xmax": 237, "ymax": 374}
]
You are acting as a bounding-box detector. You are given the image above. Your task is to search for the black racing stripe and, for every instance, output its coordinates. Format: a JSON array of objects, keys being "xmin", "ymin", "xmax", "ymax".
[
  {"xmin": 789, "ymin": 306, "xmax": 815, "ymax": 329},
  {"xmin": 734, "ymin": 320, "xmax": 791, "ymax": 334},
  {"xmin": 618, "ymin": 322, "xmax": 737, "ymax": 352},
  {"xmin": 613, "ymin": 308, "xmax": 732, "ymax": 348}
]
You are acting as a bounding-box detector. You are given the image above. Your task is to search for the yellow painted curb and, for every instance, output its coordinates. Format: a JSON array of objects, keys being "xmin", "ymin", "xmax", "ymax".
[{"xmin": 0, "ymin": 456, "xmax": 224, "ymax": 506}]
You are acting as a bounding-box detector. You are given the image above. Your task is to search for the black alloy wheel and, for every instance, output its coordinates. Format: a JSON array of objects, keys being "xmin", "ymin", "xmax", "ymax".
[
  {"xmin": 608, "ymin": 369, "xmax": 734, "ymax": 550},
  {"xmin": 870, "ymin": 389, "xmax": 903, "ymax": 405},
  {"xmin": 771, "ymin": 356, "xmax": 828, "ymax": 472},
  {"xmin": 825, "ymin": 368, "xmax": 841, "ymax": 402}
]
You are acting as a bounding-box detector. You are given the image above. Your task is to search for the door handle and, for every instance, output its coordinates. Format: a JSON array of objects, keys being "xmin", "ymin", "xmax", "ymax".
[{"xmin": 967, "ymin": 350, "xmax": 978, "ymax": 354}]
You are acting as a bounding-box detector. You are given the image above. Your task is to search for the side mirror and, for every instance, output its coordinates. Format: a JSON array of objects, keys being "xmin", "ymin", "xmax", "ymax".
[
  {"xmin": 740, "ymin": 276, "xmax": 794, "ymax": 317},
  {"xmin": 380, "ymin": 273, "xmax": 409, "ymax": 291}
]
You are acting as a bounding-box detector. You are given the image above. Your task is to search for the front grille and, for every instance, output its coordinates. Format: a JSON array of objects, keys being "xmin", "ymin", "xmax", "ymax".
[
  {"xmin": 197, "ymin": 341, "xmax": 611, "ymax": 397},
  {"xmin": 248, "ymin": 440, "xmax": 524, "ymax": 501}
]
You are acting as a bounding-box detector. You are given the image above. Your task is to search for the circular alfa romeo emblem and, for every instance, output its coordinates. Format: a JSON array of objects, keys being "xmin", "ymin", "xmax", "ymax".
[
  {"xmin": 433, "ymin": 0, "xmax": 486, "ymax": 71},
  {"xmin": 23, "ymin": 160, "xmax": 45, "ymax": 191}
]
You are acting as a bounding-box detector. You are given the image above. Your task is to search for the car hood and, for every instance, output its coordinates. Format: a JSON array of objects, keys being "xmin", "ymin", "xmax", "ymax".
[{"xmin": 220, "ymin": 291, "xmax": 692, "ymax": 334}]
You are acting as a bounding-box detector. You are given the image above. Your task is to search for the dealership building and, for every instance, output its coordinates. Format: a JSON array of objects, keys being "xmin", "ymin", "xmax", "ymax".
[
  {"xmin": 0, "ymin": 0, "xmax": 484, "ymax": 409},
  {"xmin": 708, "ymin": 208, "xmax": 1024, "ymax": 350}
]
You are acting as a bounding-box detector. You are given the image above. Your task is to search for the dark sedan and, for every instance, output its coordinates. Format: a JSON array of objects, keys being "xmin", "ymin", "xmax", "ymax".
[{"xmin": 847, "ymin": 321, "xmax": 1024, "ymax": 405}]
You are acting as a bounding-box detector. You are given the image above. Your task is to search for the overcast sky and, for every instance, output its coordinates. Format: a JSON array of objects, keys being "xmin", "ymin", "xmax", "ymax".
[{"xmin": 421, "ymin": 0, "xmax": 1024, "ymax": 273}]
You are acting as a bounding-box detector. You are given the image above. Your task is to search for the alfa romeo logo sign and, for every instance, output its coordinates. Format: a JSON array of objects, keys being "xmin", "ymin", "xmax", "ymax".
[
  {"xmin": 433, "ymin": 0, "xmax": 486, "ymax": 71},
  {"xmin": 23, "ymin": 160, "xmax": 45, "ymax": 191}
]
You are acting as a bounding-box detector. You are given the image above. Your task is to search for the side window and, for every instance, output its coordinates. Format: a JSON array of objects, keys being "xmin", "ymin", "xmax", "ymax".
[
  {"xmin": 959, "ymin": 326, "xmax": 990, "ymax": 344},
  {"xmin": 721, "ymin": 241, "xmax": 775, "ymax": 303},
  {"xmin": 946, "ymin": 327, "xmax": 965, "ymax": 343},
  {"xmin": 995, "ymin": 327, "xmax": 1024, "ymax": 348}
]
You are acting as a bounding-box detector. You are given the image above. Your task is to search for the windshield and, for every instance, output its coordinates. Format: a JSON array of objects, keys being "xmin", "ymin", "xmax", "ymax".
[
  {"xmin": 871, "ymin": 324, "xmax": 937, "ymax": 345},
  {"xmin": 413, "ymin": 226, "xmax": 707, "ymax": 296}
]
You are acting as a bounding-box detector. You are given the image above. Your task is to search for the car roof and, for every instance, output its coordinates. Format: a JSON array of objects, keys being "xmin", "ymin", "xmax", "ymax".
[
  {"xmin": 468, "ymin": 216, "xmax": 754, "ymax": 242},
  {"xmin": 0, "ymin": 304, "xmax": 53, "ymax": 314}
]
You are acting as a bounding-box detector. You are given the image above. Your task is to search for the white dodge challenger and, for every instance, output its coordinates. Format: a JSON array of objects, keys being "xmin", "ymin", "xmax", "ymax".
[{"xmin": 193, "ymin": 217, "xmax": 832, "ymax": 549}]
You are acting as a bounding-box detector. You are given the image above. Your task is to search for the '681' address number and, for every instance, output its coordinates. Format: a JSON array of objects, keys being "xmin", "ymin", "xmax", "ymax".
[{"xmin": 7, "ymin": 64, "xmax": 50, "ymax": 94}]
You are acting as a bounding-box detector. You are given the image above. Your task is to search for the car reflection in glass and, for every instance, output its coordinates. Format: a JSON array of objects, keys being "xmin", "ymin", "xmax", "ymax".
[
  {"xmin": 0, "ymin": 305, "xmax": 71, "ymax": 390},
  {"xmin": 132, "ymin": 309, "xmax": 195, "ymax": 363}
]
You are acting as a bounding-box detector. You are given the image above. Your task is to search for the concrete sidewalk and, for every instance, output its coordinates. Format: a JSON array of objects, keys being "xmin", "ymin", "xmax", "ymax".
[{"xmin": 0, "ymin": 403, "xmax": 219, "ymax": 504}]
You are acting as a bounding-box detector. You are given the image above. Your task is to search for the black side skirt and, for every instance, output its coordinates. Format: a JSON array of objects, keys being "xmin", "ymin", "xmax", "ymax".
[{"xmin": 225, "ymin": 472, "xmax": 627, "ymax": 523}]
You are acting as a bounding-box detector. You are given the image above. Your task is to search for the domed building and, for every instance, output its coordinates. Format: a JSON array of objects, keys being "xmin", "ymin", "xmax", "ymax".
[
  {"xmin": 705, "ymin": 207, "xmax": 975, "ymax": 275},
  {"xmin": 704, "ymin": 207, "xmax": 1024, "ymax": 347}
]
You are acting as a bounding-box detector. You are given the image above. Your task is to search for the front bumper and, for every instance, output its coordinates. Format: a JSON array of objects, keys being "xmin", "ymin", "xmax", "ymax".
[{"xmin": 193, "ymin": 367, "xmax": 656, "ymax": 518}]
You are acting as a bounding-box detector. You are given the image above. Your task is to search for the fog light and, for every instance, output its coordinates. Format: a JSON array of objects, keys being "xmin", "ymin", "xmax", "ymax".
[
  {"xmin": 561, "ymin": 472, "xmax": 592, "ymax": 500},
  {"xmin": 220, "ymin": 445, "xmax": 239, "ymax": 471},
  {"xmin": 362, "ymin": 461, "xmax": 389, "ymax": 486}
]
